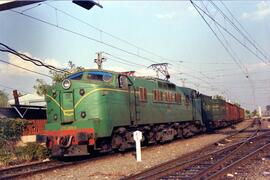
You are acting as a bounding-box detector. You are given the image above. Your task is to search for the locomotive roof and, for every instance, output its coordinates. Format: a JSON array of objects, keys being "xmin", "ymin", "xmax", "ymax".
[
  {"xmin": 72, "ymin": 69, "xmax": 175, "ymax": 84},
  {"xmin": 75, "ymin": 69, "xmax": 121, "ymax": 74}
]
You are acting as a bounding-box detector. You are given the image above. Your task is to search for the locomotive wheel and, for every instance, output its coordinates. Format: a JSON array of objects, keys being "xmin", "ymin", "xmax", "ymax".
[{"xmin": 99, "ymin": 139, "xmax": 112, "ymax": 153}]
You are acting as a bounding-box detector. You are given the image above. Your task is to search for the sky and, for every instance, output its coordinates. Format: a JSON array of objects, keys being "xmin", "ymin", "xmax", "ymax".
[{"xmin": 0, "ymin": 0, "xmax": 270, "ymax": 111}]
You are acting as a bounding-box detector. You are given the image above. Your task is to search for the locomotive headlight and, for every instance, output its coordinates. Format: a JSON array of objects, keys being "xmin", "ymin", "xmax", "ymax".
[{"xmin": 62, "ymin": 79, "xmax": 71, "ymax": 90}]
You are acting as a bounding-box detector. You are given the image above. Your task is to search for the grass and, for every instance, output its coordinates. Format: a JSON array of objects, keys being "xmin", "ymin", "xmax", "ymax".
[{"xmin": 0, "ymin": 118, "xmax": 49, "ymax": 166}]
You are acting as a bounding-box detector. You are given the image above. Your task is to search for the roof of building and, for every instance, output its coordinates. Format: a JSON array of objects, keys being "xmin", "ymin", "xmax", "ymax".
[{"xmin": 8, "ymin": 93, "xmax": 45, "ymax": 106}]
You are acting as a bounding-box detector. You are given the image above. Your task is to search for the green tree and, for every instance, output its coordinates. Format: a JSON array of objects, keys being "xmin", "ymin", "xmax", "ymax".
[
  {"xmin": 49, "ymin": 61, "xmax": 83, "ymax": 83},
  {"xmin": 33, "ymin": 79, "xmax": 51, "ymax": 96},
  {"xmin": 245, "ymin": 110, "xmax": 251, "ymax": 118},
  {"xmin": 33, "ymin": 61, "xmax": 84, "ymax": 96},
  {"xmin": 0, "ymin": 90, "xmax": 8, "ymax": 107},
  {"xmin": 252, "ymin": 109, "xmax": 258, "ymax": 116}
]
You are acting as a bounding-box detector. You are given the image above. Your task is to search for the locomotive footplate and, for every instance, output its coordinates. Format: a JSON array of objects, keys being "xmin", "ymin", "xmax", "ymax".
[
  {"xmin": 51, "ymin": 145, "xmax": 89, "ymax": 157},
  {"xmin": 43, "ymin": 128, "xmax": 95, "ymax": 156}
]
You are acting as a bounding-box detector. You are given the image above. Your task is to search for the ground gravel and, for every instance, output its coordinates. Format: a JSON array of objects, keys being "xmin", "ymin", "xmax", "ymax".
[
  {"xmin": 26, "ymin": 120, "xmax": 252, "ymax": 180},
  {"xmin": 242, "ymin": 158, "xmax": 270, "ymax": 180},
  {"xmin": 228, "ymin": 120, "xmax": 270, "ymax": 180}
]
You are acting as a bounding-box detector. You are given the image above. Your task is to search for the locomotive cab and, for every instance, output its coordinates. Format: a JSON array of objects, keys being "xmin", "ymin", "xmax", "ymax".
[{"xmin": 44, "ymin": 69, "xmax": 128, "ymax": 156}]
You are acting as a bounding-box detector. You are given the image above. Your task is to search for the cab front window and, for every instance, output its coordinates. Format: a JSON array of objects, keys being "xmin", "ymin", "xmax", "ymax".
[
  {"xmin": 87, "ymin": 71, "xmax": 112, "ymax": 82},
  {"xmin": 67, "ymin": 72, "xmax": 84, "ymax": 80}
]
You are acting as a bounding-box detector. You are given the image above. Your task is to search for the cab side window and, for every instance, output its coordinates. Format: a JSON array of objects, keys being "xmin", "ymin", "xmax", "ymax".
[{"xmin": 118, "ymin": 75, "xmax": 128, "ymax": 89}]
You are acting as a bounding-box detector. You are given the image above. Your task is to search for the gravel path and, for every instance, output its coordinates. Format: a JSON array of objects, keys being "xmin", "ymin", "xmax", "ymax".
[{"xmin": 26, "ymin": 120, "xmax": 252, "ymax": 180}]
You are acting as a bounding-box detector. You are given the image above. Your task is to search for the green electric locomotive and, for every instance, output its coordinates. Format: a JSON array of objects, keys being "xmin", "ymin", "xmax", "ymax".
[{"xmin": 44, "ymin": 69, "xmax": 244, "ymax": 156}]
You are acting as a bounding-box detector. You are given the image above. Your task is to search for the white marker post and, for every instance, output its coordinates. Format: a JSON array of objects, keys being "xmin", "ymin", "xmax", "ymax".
[{"xmin": 133, "ymin": 130, "xmax": 142, "ymax": 162}]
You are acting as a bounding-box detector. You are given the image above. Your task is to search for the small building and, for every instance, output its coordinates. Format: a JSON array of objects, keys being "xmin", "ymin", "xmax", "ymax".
[
  {"xmin": 264, "ymin": 105, "xmax": 270, "ymax": 117},
  {"xmin": 8, "ymin": 93, "xmax": 45, "ymax": 106},
  {"xmin": 1, "ymin": 93, "xmax": 47, "ymax": 119},
  {"xmin": 1, "ymin": 93, "xmax": 47, "ymax": 143}
]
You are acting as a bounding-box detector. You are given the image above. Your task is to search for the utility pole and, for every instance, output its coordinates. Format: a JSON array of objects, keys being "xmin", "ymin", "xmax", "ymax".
[
  {"xmin": 258, "ymin": 106, "xmax": 262, "ymax": 117},
  {"xmin": 94, "ymin": 52, "xmax": 106, "ymax": 70}
]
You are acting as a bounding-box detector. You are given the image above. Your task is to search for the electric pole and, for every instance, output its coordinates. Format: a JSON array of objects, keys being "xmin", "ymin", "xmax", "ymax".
[{"xmin": 94, "ymin": 52, "xmax": 106, "ymax": 70}]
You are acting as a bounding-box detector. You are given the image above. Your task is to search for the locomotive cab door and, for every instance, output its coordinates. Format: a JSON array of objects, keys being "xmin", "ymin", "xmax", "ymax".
[
  {"xmin": 118, "ymin": 75, "xmax": 137, "ymax": 126},
  {"xmin": 61, "ymin": 92, "xmax": 75, "ymax": 123},
  {"xmin": 191, "ymin": 90, "xmax": 197, "ymax": 121}
]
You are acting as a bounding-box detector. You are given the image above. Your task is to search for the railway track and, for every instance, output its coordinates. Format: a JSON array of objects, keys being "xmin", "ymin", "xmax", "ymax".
[
  {"xmin": 0, "ymin": 152, "xmax": 117, "ymax": 180},
  {"xmin": 0, "ymin": 148, "xmax": 119, "ymax": 180},
  {"xmin": 0, "ymin": 120, "xmax": 259, "ymax": 179},
  {"xmin": 206, "ymin": 137, "xmax": 270, "ymax": 179},
  {"xmin": 124, "ymin": 119, "xmax": 265, "ymax": 180},
  {"xmin": 165, "ymin": 131, "xmax": 270, "ymax": 180},
  {"xmin": 0, "ymin": 160, "xmax": 74, "ymax": 179}
]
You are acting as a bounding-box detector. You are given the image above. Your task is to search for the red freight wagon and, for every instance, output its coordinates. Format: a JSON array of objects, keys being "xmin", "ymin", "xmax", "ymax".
[
  {"xmin": 225, "ymin": 102, "xmax": 244, "ymax": 125},
  {"xmin": 232, "ymin": 105, "xmax": 238, "ymax": 121},
  {"xmin": 225, "ymin": 102, "xmax": 236, "ymax": 122},
  {"xmin": 239, "ymin": 108, "xmax": 245, "ymax": 120},
  {"xmin": 225, "ymin": 102, "xmax": 231, "ymax": 121}
]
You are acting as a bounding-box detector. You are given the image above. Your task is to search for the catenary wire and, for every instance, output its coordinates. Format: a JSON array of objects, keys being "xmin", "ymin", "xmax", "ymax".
[
  {"xmin": 190, "ymin": 1, "xmax": 269, "ymax": 65},
  {"xmin": 9, "ymin": 6, "xmax": 233, "ymax": 97},
  {"xmin": 9, "ymin": 9, "xmax": 159, "ymax": 64}
]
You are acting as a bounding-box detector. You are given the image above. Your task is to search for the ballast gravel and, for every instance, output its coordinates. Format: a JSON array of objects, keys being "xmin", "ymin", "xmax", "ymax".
[
  {"xmin": 231, "ymin": 120, "xmax": 270, "ymax": 180},
  {"xmin": 26, "ymin": 120, "xmax": 253, "ymax": 180}
]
